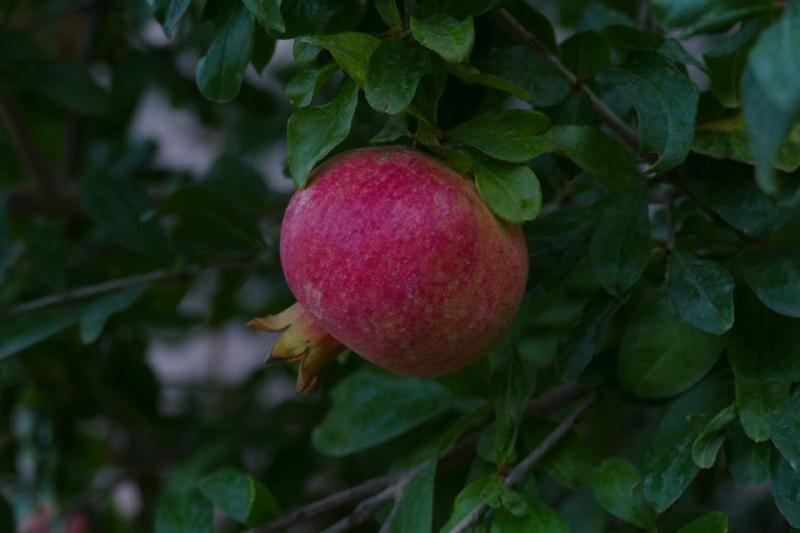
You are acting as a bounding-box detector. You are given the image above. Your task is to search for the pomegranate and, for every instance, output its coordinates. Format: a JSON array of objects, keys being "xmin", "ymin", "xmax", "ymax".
[{"xmin": 250, "ymin": 146, "xmax": 528, "ymax": 391}]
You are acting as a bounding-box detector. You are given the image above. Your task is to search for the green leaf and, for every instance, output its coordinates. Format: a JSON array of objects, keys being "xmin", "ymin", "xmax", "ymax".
[
  {"xmin": 79, "ymin": 175, "xmax": 171, "ymax": 262},
  {"xmin": 740, "ymin": 247, "xmax": 800, "ymax": 318},
  {"xmin": 726, "ymin": 291, "xmax": 800, "ymax": 441},
  {"xmin": 526, "ymin": 205, "xmax": 600, "ymax": 294},
  {"xmin": 33, "ymin": 63, "xmax": 113, "ymax": 117},
  {"xmin": 597, "ymin": 50, "xmax": 699, "ymax": 171},
  {"xmin": 287, "ymin": 79, "xmax": 359, "ymax": 188},
  {"xmin": 703, "ymin": 23, "xmax": 758, "ymax": 108},
  {"xmin": 725, "ymin": 422, "xmax": 771, "ymax": 484},
  {"xmin": 155, "ymin": 489, "xmax": 213, "ymax": 533},
  {"xmin": 691, "ymin": 403, "xmax": 736, "ymax": 468},
  {"xmin": 772, "ymin": 390, "xmax": 800, "ymax": 474},
  {"xmin": 444, "ymin": 62, "xmax": 531, "ymax": 100},
  {"xmin": 196, "ymin": 1, "xmax": 255, "ymax": 103},
  {"xmin": 642, "ymin": 373, "xmax": 734, "ymax": 511},
  {"xmin": 540, "ymin": 126, "xmax": 638, "ymax": 191},
  {"xmin": 449, "ymin": 110, "xmax": 550, "ymax": 163},
  {"xmin": 80, "ymin": 286, "xmax": 148, "ymax": 344},
  {"xmin": 676, "ymin": 511, "xmax": 729, "ymax": 533},
  {"xmin": 772, "ymin": 456, "xmax": 800, "ymax": 528},
  {"xmin": 680, "ymin": 4, "xmax": 774, "ymax": 38},
  {"xmin": 410, "ymin": 15, "xmax": 474, "ymax": 63},
  {"xmin": 741, "ymin": 3, "xmax": 800, "ymax": 194},
  {"xmin": 473, "ymin": 160, "xmax": 542, "ymax": 224},
  {"xmin": 440, "ymin": 474, "xmax": 501, "ymax": 532},
  {"xmin": 488, "ymin": 46, "xmax": 569, "ymax": 107},
  {"xmin": 371, "ymin": 113, "xmax": 410, "ymax": 144},
  {"xmin": 490, "ymin": 350, "xmax": 535, "ymax": 466},
  {"xmin": 303, "ymin": 32, "xmax": 379, "ymax": 86},
  {"xmin": 365, "ymin": 39, "xmax": 431, "ymax": 115},
  {"xmin": 386, "ymin": 461, "xmax": 436, "ymax": 533},
  {"xmin": 286, "ymin": 63, "xmax": 338, "ymax": 107},
  {"xmin": 667, "ymin": 251, "xmax": 735, "ymax": 335},
  {"xmin": 591, "ymin": 458, "xmax": 657, "ymax": 529},
  {"xmin": 557, "ymin": 292, "xmax": 628, "ymax": 380},
  {"xmin": 375, "ymin": 0, "xmax": 402, "ymax": 29},
  {"xmin": 0, "ymin": 308, "xmax": 81, "ymax": 359},
  {"xmin": 251, "ymin": 28, "xmax": 276, "ymax": 73},
  {"xmin": 197, "ymin": 467, "xmax": 280, "ymax": 526},
  {"xmin": 242, "ymin": 0, "xmax": 284, "ymax": 32},
  {"xmin": 163, "ymin": 0, "xmax": 191, "ymax": 36},
  {"xmin": 589, "ymin": 192, "xmax": 650, "ymax": 296},
  {"xmin": 523, "ymin": 424, "xmax": 598, "ymax": 490},
  {"xmin": 693, "ymin": 116, "xmax": 800, "ymax": 173},
  {"xmin": 680, "ymin": 158, "xmax": 791, "ymax": 237},
  {"xmin": 619, "ymin": 290, "xmax": 724, "ymax": 399},
  {"xmin": 490, "ymin": 498, "xmax": 569, "ymax": 533},
  {"xmin": 312, "ymin": 369, "xmax": 459, "ymax": 456}
]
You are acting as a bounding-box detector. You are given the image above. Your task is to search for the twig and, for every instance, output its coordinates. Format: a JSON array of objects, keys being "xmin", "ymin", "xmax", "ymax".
[
  {"xmin": 450, "ymin": 395, "xmax": 597, "ymax": 533},
  {"xmin": 0, "ymin": 258, "xmax": 273, "ymax": 319},
  {"xmin": 256, "ymin": 474, "xmax": 397, "ymax": 533},
  {"xmin": 254, "ymin": 383, "xmax": 590, "ymax": 532},
  {"xmin": 0, "ymin": 95, "xmax": 54, "ymax": 192},
  {"xmin": 321, "ymin": 480, "xmax": 409, "ymax": 533},
  {"xmin": 492, "ymin": 8, "xmax": 640, "ymax": 150}
]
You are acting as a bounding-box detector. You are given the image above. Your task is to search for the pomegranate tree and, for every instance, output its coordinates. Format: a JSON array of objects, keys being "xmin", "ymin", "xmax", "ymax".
[{"xmin": 250, "ymin": 146, "xmax": 528, "ymax": 392}]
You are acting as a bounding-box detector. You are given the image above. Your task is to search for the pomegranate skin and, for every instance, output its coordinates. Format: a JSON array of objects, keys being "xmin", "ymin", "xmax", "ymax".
[{"xmin": 280, "ymin": 146, "xmax": 529, "ymax": 378}]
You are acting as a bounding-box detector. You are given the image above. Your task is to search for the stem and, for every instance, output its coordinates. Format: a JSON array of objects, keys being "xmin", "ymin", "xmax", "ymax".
[
  {"xmin": 255, "ymin": 383, "xmax": 592, "ymax": 532},
  {"xmin": 0, "ymin": 258, "xmax": 273, "ymax": 319},
  {"xmin": 492, "ymin": 8, "xmax": 640, "ymax": 150},
  {"xmin": 450, "ymin": 395, "xmax": 597, "ymax": 533}
]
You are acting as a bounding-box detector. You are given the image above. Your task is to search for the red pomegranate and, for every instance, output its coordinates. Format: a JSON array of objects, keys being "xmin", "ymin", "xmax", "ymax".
[{"xmin": 250, "ymin": 146, "xmax": 528, "ymax": 391}]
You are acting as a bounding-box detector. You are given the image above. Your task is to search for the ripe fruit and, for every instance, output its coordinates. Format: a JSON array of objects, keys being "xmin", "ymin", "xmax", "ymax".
[{"xmin": 250, "ymin": 146, "xmax": 528, "ymax": 391}]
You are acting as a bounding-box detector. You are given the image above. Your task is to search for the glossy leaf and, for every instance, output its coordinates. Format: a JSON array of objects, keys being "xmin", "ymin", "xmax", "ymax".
[
  {"xmin": 197, "ymin": 467, "xmax": 280, "ymax": 526},
  {"xmin": 589, "ymin": 192, "xmax": 650, "ymax": 296},
  {"xmin": 676, "ymin": 511, "xmax": 729, "ymax": 533},
  {"xmin": 375, "ymin": 0, "xmax": 402, "ymax": 29},
  {"xmin": 725, "ymin": 423, "xmax": 771, "ymax": 485},
  {"xmin": 619, "ymin": 290, "xmax": 724, "ymax": 399},
  {"xmin": 740, "ymin": 247, "xmax": 800, "ymax": 318},
  {"xmin": 410, "ymin": 15, "xmax": 474, "ymax": 63},
  {"xmin": 557, "ymin": 292, "xmax": 628, "ymax": 380},
  {"xmin": 490, "ymin": 498, "xmax": 569, "ymax": 533},
  {"xmin": 303, "ymin": 32, "xmax": 379, "ymax": 86},
  {"xmin": 365, "ymin": 39, "xmax": 431, "ymax": 115},
  {"xmin": 80, "ymin": 286, "xmax": 148, "ymax": 344},
  {"xmin": 772, "ymin": 457, "xmax": 800, "ymax": 527},
  {"xmin": 444, "ymin": 62, "xmax": 531, "ymax": 100},
  {"xmin": 488, "ymin": 46, "xmax": 569, "ymax": 107},
  {"xmin": 490, "ymin": 350, "xmax": 535, "ymax": 466},
  {"xmin": 591, "ymin": 458, "xmax": 657, "ymax": 529},
  {"xmin": 642, "ymin": 373, "xmax": 734, "ymax": 511},
  {"xmin": 163, "ymin": 0, "xmax": 191, "ymax": 36},
  {"xmin": 667, "ymin": 251, "xmax": 735, "ymax": 335},
  {"xmin": 242, "ymin": 0, "xmax": 284, "ymax": 32},
  {"xmin": 473, "ymin": 160, "xmax": 542, "ymax": 224},
  {"xmin": 155, "ymin": 489, "xmax": 213, "ymax": 533},
  {"xmin": 386, "ymin": 461, "xmax": 436, "ymax": 533},
  {"xmin": 449, "ymin": 110, "xmax": 550, "ymax": 163},
  {"xmin": 691, "ymin": 403, "xmax": 736, "ymax": 469},
  {"xmin": 286, "ymin": 63, "xmax": 338, "ymax": 107},
  {"xmin": 287, "ymin": 79, "xmax": 359, "ymax": 188},
  {"xmin": 726, "ymin": 292, "xmax": 800, "ymax": 441},
  {"xmin": 196, "ymin": 1, "xmax": 255, "ymax": 103},
  {"xmin": 597, "ymin": 50, "xmax": 698, "ymax": 171},
  {"xmin": 313, "ymin": 369, "xmax": 459, "ymax": 456},
  {"xmin": 440, "ymin": 474, "xmax": 501, "ymax": 532},
  {"xmin": 0, "ymin": 308, "xmax": 81, "ymax": 359},
  {"xmin": 772, "ymin": 390, "xmax": 800, "ymax": 473},
  {"xmin": 741, "ymin": 3, "xmax": 800, "ymax": 193}
]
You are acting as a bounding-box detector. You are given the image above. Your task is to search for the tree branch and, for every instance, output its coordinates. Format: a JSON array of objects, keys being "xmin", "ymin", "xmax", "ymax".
[
  {"xmin": 492, "ymin": 8, "xmax": 640, "ymax": 151},
  {"xmin": 450, "ymin": 395, "xmax": 597, "ymax": 533},
  {"xmin": 254, "ymin": 384, "xmax": 593, "ymax": 532},
  {"xmin": 0, "ymin": 258, "xmax": 273, "ymax": 319}
]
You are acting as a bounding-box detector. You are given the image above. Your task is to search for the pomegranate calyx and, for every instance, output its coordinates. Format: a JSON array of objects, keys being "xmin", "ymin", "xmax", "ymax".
[{"xmin": 247, "ymin": 303, "xmax": 343, "ymax": 393}]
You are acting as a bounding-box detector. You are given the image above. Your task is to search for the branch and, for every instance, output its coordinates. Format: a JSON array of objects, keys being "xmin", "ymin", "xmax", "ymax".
[
  {"xmin": 0, "ymin": 95, "xmax": 54, "ymax": 192},
  {"xmin": 256, "ymin": 474, "xmax": 397, "ymax": 533},
  {"xmin": 254, "ymin": 383, "xmax": 591, "ymax": 532},
  {"xmin": 492, "ymin": 8, "xmax": 640, "ymax": 151},
  {"xmin": 450, "ymin": 395, "xmax": 597, "ymax": 533},
  {"xmin": 0, "ymin": 258, "xmax": 273, "ymax": 319},
  {"xmin": 322, "ymin": 481, "xmax": 406, "ymax": 533}
]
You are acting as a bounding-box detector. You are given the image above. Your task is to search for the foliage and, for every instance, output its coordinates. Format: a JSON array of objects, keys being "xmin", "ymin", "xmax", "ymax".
[{"xmin": 1, "ymin": 0, "xmax": 800, "ymax": 531}]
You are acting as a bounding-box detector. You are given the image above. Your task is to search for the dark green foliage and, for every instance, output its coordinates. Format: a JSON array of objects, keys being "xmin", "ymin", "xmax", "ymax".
[{"xmin": 1, "ymin": 0, "xmax": 799, "ymax": 531}]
